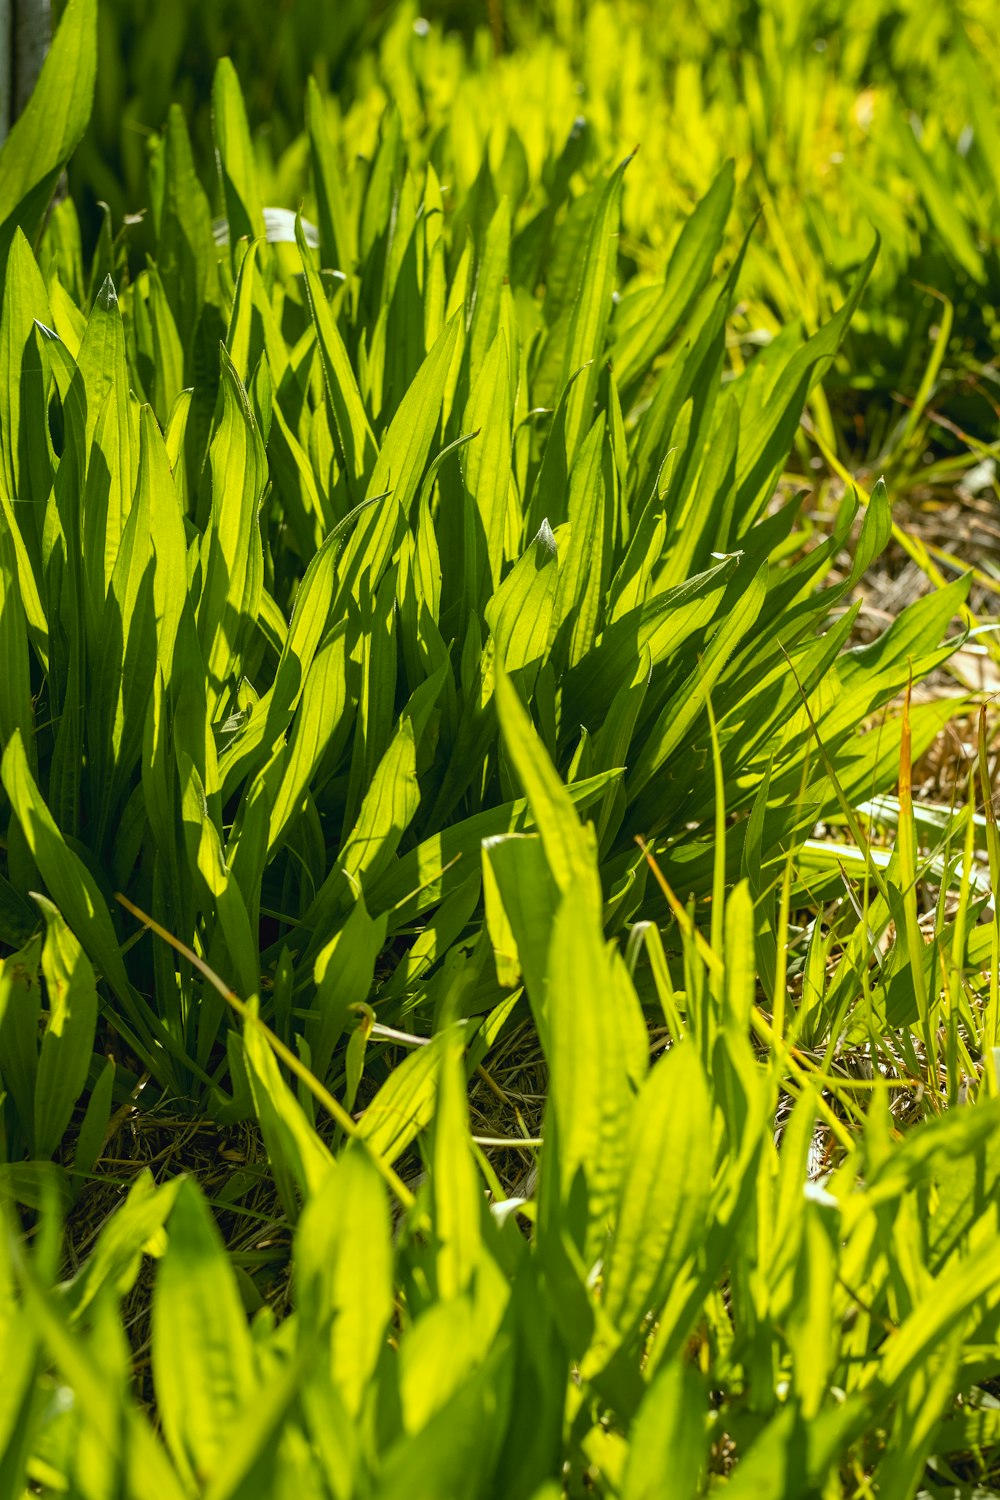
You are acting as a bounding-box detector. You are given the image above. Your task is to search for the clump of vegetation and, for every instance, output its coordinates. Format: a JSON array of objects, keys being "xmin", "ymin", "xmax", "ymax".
[{"xmin": 2, "ymin": 0, "xmax": 1000, "ymax": 1494}]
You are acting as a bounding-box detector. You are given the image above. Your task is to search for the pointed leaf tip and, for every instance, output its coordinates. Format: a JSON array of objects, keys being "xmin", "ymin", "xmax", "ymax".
[{"xmin": 536, "ymin": 518, "xmax": 557, "ymax": 553}]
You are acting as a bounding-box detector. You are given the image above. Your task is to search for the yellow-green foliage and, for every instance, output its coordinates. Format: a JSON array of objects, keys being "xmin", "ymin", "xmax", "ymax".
[{"xmin": 0, "ymin": 1, "xmax": 999, "ymax": 1495}]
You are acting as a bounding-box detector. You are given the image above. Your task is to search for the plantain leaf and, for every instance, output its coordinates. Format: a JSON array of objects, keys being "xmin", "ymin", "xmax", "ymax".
[
  {"xmin": 152, "ymin": 1179, "xmax": 257, "ymax": 1489},
  {"xmin": 0, "ymin": 0, "xmax": 97, "ymax": 274},
  {"xmin": 32, "ymin": 895, "xmax": 99, "ymax": 1160}
]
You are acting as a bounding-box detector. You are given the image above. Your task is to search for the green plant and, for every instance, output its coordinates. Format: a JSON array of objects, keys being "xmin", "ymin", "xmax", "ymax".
[
  {"xmin": 6, "ymin": 707, "xmax": 1000, "ymax": 1495},
  {"xmin": 1, "ymin": 0, "xmax": 999, "ymax": 1494}
]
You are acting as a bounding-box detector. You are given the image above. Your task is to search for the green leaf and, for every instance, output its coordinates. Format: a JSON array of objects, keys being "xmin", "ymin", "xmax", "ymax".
[
  {"xmin": 68, "ymin": 1171, "xmax": 183, "ymax": 1316},
  {"xmin": 482, "ymin": 832, "xmax": 558, "ymax": 1007},
  {"xmin": 551, "ymin": 415, "xmax": 606, "ymax": 668},
  {"xmin": 355, "ymin": 1027, "xmax": 450, "ymax": 1164},
  {"xmin": 0, "ymin": 0, "xmax": 97, "ymax": 271},
  {"xmin": 159, "ymin": 103, "xmax": 221, "ymax": 352},
  {"xmin": 0, "ymin": 523, "xmax": 35, "ymax": 772},
  {"xmin": 733, "ymin": 236, "xmax": 878, "ymax": 527},
  {"xmin": 369, "ymin": 770, "xmax": 623, "ymax": 931},
  {"xmin": 337, "ymin": 312, "xmax": 463, "ymax": 611},
  {"xmin": 495, "ymin": 670, "xmax": 602, "ymax": 915},
  {"xmin": 152, "ymin": 1179, "xmax": 257, "ymax": 1490},
  {"xmin": 212, "ymin": 59, "xmax": 266, "ymax": 251},
  {"xmin": 1, "ymin": 730, "xmax": 132, "ymax": 1010},
  {"xmin": 0, "ymin": 933, "xmax": 42, "ymax": 1147},
  {"xmin": 432, "ymin": 1024, "xmax": 482, "ymax": 1300},
  {"xmin": 602, "ymin": 1043, "xmax": 713, "ymax": 1341},
  {"xmin": 629, "ymin": 560, "xmax": 769, "ymax": 799},
  {"xmin": 540, "ymin": 885, "xmax": 643, "ymax": 1263},
  {"xmin": 196, "ymin": 347, "xmax": 266, "ymax": 720},
  {"xmin": 467, "ymin": 195, "xmax": 511, "ymax": 389},
  {"xmin": 77, "ymin": 276, "xmax": 136, "ymax": 605},
  {"xmin": 71, "ymin": 1056, "xmax": 115, "ymax": 1188},
  {"xmin": 179, "ymin": 754, "xmax": 259, "ymax": 1006},
  {"xmin": 296, "ymin": 213, "xmax": 377, "ymax": 496},
  {"xmin": 306, "ymin": 76, "xmax": 355, "ymax": 275},
  {"xmin": 556, "ymin": 151, "xmax": 632, "ymax": 466},
  {"xmin": 0, "ymin": 231, "xmax": 53, "ymax": 519},
  {"xmin": 32, "ymin": 895, "xmax": 98, "ymax": 1160},
  {"xmin": 485, "ymin": 522, "xmax": 558, "ymax": 691},
  {"xmin": 563, "ymin": 554, "xmax": 737, "ymax": 728},
  {"xmin": 243, "ymin": 1016, "xmax": 334, "ymax": 1217},
  {"xmin": 611, "ymin": 159, "xmax": 734, "ymax": 389},
  {"xmin": 308, "ymin": 894, "xmax": 386, "ymax": 1084},
  {"xmin": 295, "ymin": 1149, "xmax": 394, "ymax": 1416},
  {"xmin": 267, "ymin": 627, "xmax": 351, "ymax": 854},
  {"xmin": 460, "ymin": 329, "xmax": 511, "ymax": 595},
  {"xmin": 620, "ymin": 1360, "xmax": 708, "ymax": 1500},
  {"xmin": 145, "ymin": 261, "xmax": 185, "ymax": 425}
]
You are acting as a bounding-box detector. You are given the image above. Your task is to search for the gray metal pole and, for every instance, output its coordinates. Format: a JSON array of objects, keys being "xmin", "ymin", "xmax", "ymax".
[
  {"xmin": 14, "ymin": 0, "xmax": 49, "ymax": 116},
  {"xmin": 0, "ymin": 0, "xmax": 52, "ymax": 147},
  {"xmin": 0, "ymin": 0, "xmax": 12, "ymax": 144}
]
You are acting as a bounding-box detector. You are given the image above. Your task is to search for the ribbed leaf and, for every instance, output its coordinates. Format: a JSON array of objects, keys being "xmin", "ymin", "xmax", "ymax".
[{"xmin": 152, "ymin": 1180, "xmax": 256, "ymax": 1489}]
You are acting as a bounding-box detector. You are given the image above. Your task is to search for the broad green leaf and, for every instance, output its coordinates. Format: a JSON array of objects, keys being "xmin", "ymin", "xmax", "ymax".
[
  {"xmin": 563, "ymin": 554, "xmax": 736, "ymax": 727},
  {"xmin": 68, "ymin": 1172, "xmax": 183, "ymax": 1316},
  {"xmin": 551, "ymin": 415, "xmax": 606, "ymax": 668},
  {"xmin": 433, "ymin": 1024, "xmax": 482, "ymax": 1300},
  {"xmin": 0, "ymin": 0, "xmax": 97, "ymax": 269},
  {"xmin": 620, "ymin": 1360, "xmax": 708, "ymax": 1500},
  {"xmin": 460, "ymin": 329, "xmax": 511, "ymax": 595},
  {"xmin": 356, "ymin": 1027, "xmax": 450, "ymax": 1164},
  {"xmin": 495, "ymin": 670, "xmax": 602, "ymax": 915},
  {"xmin": 152, "ymin": 1179, "xmax": 256, "ymax": 1489},
  {"xmin": 196, "ymin": 347, "xmax": 266, "ymax": 720},
  {"xmin": 733, "ymin": 236, "xmax": 878, "ymax": 527},
  {"xmin": 243, "ymin": 1016, "xmax": 334, "ymax": 1217},
  {"xmin": 296, "ymin": 1149, "xmax": 394, "ymax": 1416},
  {"xmin": 308, "ymin": 894, "xmax": 386, "ymax": 1083},
  {"xmin": 379, "ymin": 1326, "xmax": 511, "ymax": 1500},
  {"xmin": 224, "ymin": 238, "xmax": 261, "ymax": 386},
  {"xmin": 32, "ymin": 896, "xmax": 98, "ymax": 1160},
  {"xmin": 296, "ymin": 214, "xmax": 377, "ymax": 495},
  {"xmin": 0, "ymin": 525, "xmax": 34, "ymax": 768},
  {"xmin": 482, "ymin": 832, "xmax": 558, "ymax": 1006},
  {"xmin": 485, "ymin": 522, "xmax": 558, "ymax": 690},
  {"xmin": 611, "ymin": 159, "xmax": 734, "ymax": 389},
  {"xmin": 212, "ymin": 60, "xmax": 267, "ymax": 250},
  {"xmin": 145, "ymin": 261, "xmax": 185, "ymax": 425},
  {"xmin": 70, "ymin": 1055, "xmax": 115, "ymax": 1188},
  {"xmin": 179, "ymin": 754, "xmax": 258, "ymax": 1006},
  {"xmin": 541, "ymin": 885, "xmax": 641, "ymax": 1262},
  {"xmin": 12, "ymin": 1250, "xmax": 189, "ymax": 1500},
  {"xmin": 337, "ymin": 312, "xmax": 463, "ymax": 611},
  {"xmin": 369, "ymin": 769, "xmax": 623, "ymax": 929},
  {"xmin": 467, "ymin": 195, "xmax": 511, "ymax": 388},
  {"xmin": 556, "ymin": 151, "xmax": 632, "ymax": 466},
  {"xmin": 89, "ymin": 404, "xmax": 169, "ymax": 841},
  {"xmin": 268, "ymin": 627, "xmax": 351, "ymax": 853},
  {"xmin": 0, "ymin": 231, "xmax": 53, "ymax": 518},
  {"xmin": 1, "ymin": 730, "xmax": 132, "ymax": 1010},
  {"xmin": 629, "ymin": 560, "xmax": 768, "ymax": 797},
  {"xmin": 306, "ymin": 76, "xmax": 355, "ymax": 275},
  {"xmin": 602, "ymin": 1044, "xmax": 713, "ymax": 1340},
  {"xmin": 0, "ymin": 933, "xmax": 42, "ymax": 1145},
  {"xmin": 159, "ymin": 103, "xmax": 220, "ymax": 352}
]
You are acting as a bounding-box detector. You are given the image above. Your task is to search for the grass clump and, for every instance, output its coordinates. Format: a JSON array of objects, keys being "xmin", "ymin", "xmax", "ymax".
[{"xmin": 1, "ymin": 1, "xmax": 1000, "ymax": 1496}]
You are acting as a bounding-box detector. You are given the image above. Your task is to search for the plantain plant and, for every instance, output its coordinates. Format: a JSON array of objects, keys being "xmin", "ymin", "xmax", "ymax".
[{"xmin": 1, "ymin": 0, "xmax": 999, "ymax": 1495}]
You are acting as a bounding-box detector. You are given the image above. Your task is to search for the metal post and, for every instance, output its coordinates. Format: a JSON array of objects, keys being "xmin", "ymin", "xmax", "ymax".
[
  {"xmin": 0, "ymin": 0, "xmax": 52, "ymax": 147},
  {"xmin": 13, "ymin": 0, "xmax": 48, "ymax": 116},
  {"xmin": 0, "ymin": 0, "xmax": 12, "ymax": 144}
]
